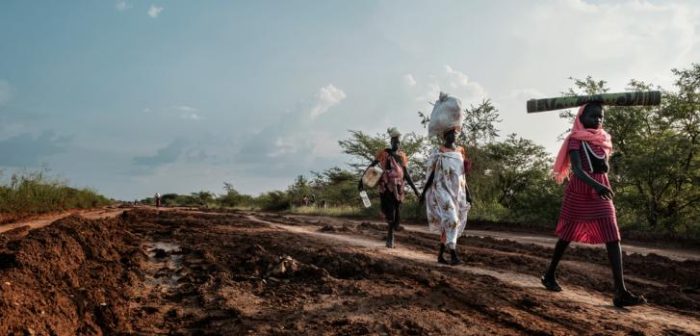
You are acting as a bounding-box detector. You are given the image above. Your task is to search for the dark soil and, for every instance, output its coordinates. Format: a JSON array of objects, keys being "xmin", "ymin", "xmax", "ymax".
[{"xmin": 0, "ymin": 209, "xmax": 697, "ymax": 335}]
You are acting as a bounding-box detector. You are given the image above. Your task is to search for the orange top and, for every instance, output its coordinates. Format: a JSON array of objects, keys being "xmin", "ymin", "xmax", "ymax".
[{"xmin": 375, "ymin": 149, "xmax": 408, "ymax": 167}]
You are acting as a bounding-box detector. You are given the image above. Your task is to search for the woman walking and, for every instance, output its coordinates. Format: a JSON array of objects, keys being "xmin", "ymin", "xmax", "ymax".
[
  {"xmin": 420, "ymin": 93, "xmax": 472, "ymax": 265},
  {"xmin": 542, "ymin": 102, "xmax": 646, "ymax": 308},
  {"xmin": 358, "ymin": 127, "xmax": 420, "ymax": 248}
]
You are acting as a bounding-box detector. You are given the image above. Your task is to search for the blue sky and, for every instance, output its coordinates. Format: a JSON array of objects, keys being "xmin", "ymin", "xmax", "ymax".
[{"xmin": 0, "ymin": 0, "xmax": 698, "ymax": 200}]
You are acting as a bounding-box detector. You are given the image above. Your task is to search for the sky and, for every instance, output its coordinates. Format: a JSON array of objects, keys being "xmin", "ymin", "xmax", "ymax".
[{"xmin": 0, "ymin": 0, "xmax": 698, "ymax": 200}]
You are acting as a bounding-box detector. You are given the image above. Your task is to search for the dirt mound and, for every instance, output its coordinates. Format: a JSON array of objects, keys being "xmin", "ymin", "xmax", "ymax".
[{"xmin": 0, "ymin": 215, "xmax": 143, "ymax": 335}]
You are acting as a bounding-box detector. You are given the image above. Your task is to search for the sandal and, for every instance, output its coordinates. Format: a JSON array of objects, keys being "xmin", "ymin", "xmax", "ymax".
[
  {"xmin": 613, "ymin": 291, "xmax": 647, "ymax": 308},
  {"xmin": 541, "ymin": 275, "xmax": 562, "ymax": 292}
]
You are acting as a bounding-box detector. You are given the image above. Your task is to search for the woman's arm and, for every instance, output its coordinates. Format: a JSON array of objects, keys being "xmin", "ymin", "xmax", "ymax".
[
  {"xmin": 465, "ymin": 182, "xmax": 472, "ymax": 203},
  {"xmin": 569, "ymin": 150, "xmax": 614, "ymax": 200},
  {"xmin": 419, "ymin": 170, "xmax": 435, "ymax": 204},
  {"xmin": 402, "ymin": 166, "xmax": 420, "ymax": 197}
]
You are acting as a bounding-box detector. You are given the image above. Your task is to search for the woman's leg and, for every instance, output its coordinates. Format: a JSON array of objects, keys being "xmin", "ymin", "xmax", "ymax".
[
  {"xmin": 380, "ymin": 192, "xmax": 395, "ymax": 248},
  {"xmin": 449, "ymin": 245, "xmax": 462, "ymax": 265},
  {"xmin": 393, "ymin": 202, "xmax": 401, "ymax": 230},
  {"xmin": 542, "ymin": 239, "xmax": 570, "ymax": 291},
  {"xmin": 437, "ymin": 231, "xmax": 448, "ymax": 262},
  {"xmin": 606, "ymin": 241, "xmax": 646, "ymax": 307},
  {"xmin": 605, "ymin": 241, "xmax": 626, "ymax": 295},
  {"xmin": 387, "ymin": 201, "xmax": 401, "ymax": 247},
  {"xmin": 437, "ymin": 243, "xmax": 447, "ymax": 264}
]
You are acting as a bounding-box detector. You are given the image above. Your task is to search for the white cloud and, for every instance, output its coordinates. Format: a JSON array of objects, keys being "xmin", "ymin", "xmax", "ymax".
[
  {"xmin": 309, "ymin": 84, "xmax": 347, "ymax": 119},
  {"xmin": 142, "ymin": 107, "xmax": 152, "ymax": 113},
  {"xmin": 403, "ymin": 74, "xmax": 417, "ymax": 87},
  {"xmin": 180, "ymin": 113, "xmax": 202, "ymax": 121},
  {"xmin": 148, "ymin": 5, "xmax": 164, "ymax": 18},
  {"xmin": 115, "ymin": 1, "xmax": 132, "ymax": 11},
  {"xmin": 0, "ymin": 80, "xmax": 11, "ymax": 106},
  {"xmin": 174, "ymin": 105, "xmax": 197, "ymax": 112},
  {"xmin": 510, "ymin": 0, "xmax": 700, "ymax": 89},
  {"xmin": 444, "ymin": 65, "xmax": 470, "ymax": 87},
  {"xmin": 172, "ymin": 106, "xmax": 202, "ymax": 120},
  {"xmin": 414, "ymin": 66, "xmax": 488, "ymax": 105},
  {"xmin": 237, "ymin": 84, "xmax": 349, "ymax": 175}
]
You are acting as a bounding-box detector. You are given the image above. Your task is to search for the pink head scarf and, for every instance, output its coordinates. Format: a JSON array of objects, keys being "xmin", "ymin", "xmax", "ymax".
[{"xmin": 552, "ymin": 104, "xmax": 613, "ymax": 184}]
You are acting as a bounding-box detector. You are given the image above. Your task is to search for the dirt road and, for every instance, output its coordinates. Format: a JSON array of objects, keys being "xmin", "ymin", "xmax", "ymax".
[
  {"xmin": 278, "ymin": 213, "xmax": 700, "ymax": 262},
  {"xmin": 0, "ymin": 206, "xmax": 126, "ymax": 234},
  {"xmin": 0, "ymin": 208, "xmax": 697, "ymax": 335}
]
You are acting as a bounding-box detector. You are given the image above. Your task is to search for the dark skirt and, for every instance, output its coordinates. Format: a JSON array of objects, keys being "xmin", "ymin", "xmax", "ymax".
[{"xmin": 380, "ymin": 191, "xmax": 401, "ymax": 225}]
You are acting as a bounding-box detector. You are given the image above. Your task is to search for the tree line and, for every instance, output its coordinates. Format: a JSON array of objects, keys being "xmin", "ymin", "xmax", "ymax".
[{"xmin": 147, "ymin": 64, "xmax": 699, "ymax": 238}]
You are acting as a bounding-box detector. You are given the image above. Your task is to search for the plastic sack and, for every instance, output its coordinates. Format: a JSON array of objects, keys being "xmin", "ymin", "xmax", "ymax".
[{"xmin": 428, "ymin": 92, "xmax": 464, "ymax": 137}]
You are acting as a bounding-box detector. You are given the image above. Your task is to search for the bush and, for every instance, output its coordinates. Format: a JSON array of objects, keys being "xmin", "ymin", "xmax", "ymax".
[
  {"xmin": 255, "ymin": 191, "xmax": 291, "ymax": 211},
  {"xmin": 0, "ymin": 171, "xmax": 110, "ymax": 217}
]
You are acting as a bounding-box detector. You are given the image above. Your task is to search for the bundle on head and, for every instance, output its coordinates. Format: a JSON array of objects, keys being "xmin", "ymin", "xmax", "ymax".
[
  {"xmin": 526, "ymin": 91, "xmax": 661, "ymax": 113},
  {"xmin": 428, "ymin": 92, "xmax": 464, "ymax": 137}
]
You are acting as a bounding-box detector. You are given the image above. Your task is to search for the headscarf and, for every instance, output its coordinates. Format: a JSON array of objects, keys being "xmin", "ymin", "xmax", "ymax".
[{"xmin": 552, "ymin": 104, "xmax": 613, "ymax": 184}]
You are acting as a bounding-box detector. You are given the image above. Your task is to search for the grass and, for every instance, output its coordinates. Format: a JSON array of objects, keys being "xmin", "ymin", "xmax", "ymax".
[
  {"xmin": 289, "ymin": 205, "xmax": 368, "ymax": 217},
  {"xmin": 0, "ymin": 171, "xmax": 111, "ymax": 221}
]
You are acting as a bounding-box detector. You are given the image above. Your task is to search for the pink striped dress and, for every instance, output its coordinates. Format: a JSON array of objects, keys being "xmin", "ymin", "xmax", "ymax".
[{"xmin": 556, "ymin": 139, "xmax": 621, "ymax": 244}]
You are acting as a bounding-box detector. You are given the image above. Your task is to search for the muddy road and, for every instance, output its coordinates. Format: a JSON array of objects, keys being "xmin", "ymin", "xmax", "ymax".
[{"xmin": 0, "ymin": 208, "xmax": 698, "ymax": 335}]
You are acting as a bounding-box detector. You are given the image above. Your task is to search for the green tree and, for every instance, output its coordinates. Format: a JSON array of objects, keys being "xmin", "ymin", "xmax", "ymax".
[
  {"xmin": 338, "ymin": 130, "xmax": 425, "ymax": 171},
  {"xmin": 309, "ymin": 167, "xmax": 358, "ymax": 206},
  {"xmin": 287, "ymin": 175, "xmax": 313, "ymax": 206},
  {"xmin": 461, "ymin": 99, "xmax": 502, "ymax": 147},
  {"xmin": 219, "ymin": 182, "xmax": 249, "ymax": 207},
  {"xmin": 191, "ymin": 191, "xmax": 215, "ymax": 207}
]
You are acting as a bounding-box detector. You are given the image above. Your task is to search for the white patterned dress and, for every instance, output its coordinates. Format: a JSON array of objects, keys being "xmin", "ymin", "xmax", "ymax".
[{"xmin": 425, "ymin": 147, "xmax": 471, "ymax": 249}]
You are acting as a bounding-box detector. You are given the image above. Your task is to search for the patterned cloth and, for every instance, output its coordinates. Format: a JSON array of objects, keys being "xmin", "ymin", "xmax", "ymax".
[
  {"xmin": 375, "ymin": 149, "xmax": 408, "ymax": 202},
  {"xmin": 556, "ymin": 139, "xmax": 620, "ymax": 244},
  {"xmin": 425, "ymin": 147, "xmax": 471, "ymax": 249}
]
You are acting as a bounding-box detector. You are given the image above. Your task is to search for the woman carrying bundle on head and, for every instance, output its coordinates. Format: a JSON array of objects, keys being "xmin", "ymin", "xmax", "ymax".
[
  {"xmin": 541, "ymin": 102, "xmax": 646, "ymax": 308},
  {"xmin": 358, "ymin": 127, "xmax": 420, "ymax": 248},
  {"xmin": 420, "ymin": 92, "xmax": 473, "ymax": 265}
]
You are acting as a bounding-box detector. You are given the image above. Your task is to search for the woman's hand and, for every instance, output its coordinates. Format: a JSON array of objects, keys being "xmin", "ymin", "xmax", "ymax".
[{"xmin": 595, "ymin": 185, "xmax": 614, "ymax": 200}]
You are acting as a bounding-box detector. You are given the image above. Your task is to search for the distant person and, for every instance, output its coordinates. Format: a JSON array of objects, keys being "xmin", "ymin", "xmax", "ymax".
[
  {"xmin": 155, "ymin": 192, "xmax": 161, "ymax": 208},
  {"xmin": 542, "ymin": 103, "xmax": 646, "ymax": 308},
  {"xmin": 419, "ymin": 93, "xmax": 472, "ymax": 265},
  {"xmin": 302, "ymin": 195, "xmax": 310, "ymax": 207},
  {"xmin": 358, "ymin": 127, "xmax": 420, "ymax": 248}
]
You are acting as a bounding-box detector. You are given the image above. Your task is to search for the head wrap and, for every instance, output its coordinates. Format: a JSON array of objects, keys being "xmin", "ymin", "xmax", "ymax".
[
  {"xmin": 387, "ymin": 127, "xmax": 401, "ymax": 138},
  {"xmin": 552, "ymin": 104, "xmax": 613, "ymax": 184}
]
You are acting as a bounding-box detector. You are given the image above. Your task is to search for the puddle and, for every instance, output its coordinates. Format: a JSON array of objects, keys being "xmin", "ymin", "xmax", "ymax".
[{"xmin": 143, "ymin": 241, "xmax": 184, "ymax": 287}]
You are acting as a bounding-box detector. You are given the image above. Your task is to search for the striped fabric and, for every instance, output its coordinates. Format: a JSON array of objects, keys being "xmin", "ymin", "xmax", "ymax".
[{"xmin": 555, "ymin": 139, "xmax": 621, "ymax": 244}]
